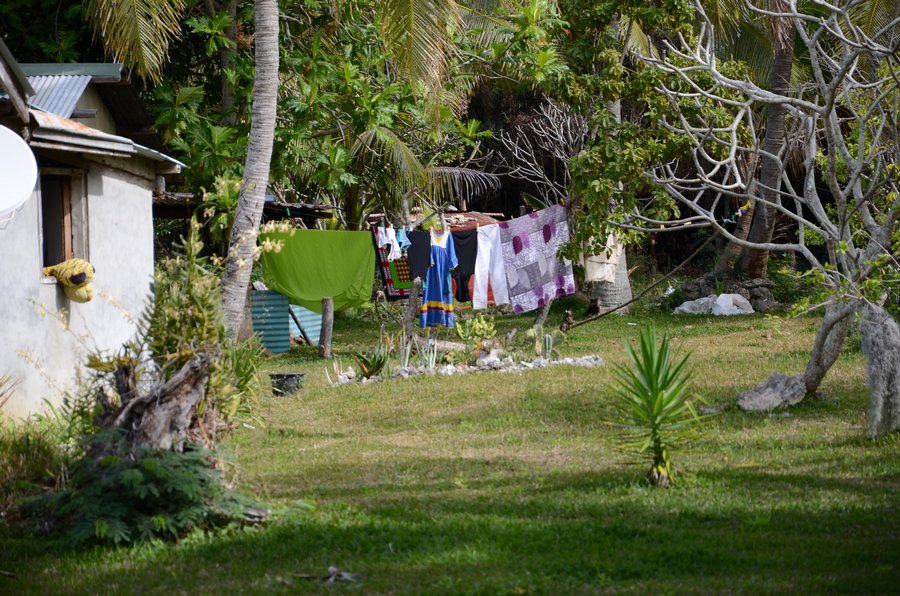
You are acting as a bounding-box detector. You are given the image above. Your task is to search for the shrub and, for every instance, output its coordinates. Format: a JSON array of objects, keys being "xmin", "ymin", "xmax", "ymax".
[
  {"xmin": 26, "ymin": 438, "xmax": 247, "ymax": 545},
  {"xmin": 612, "ymin": 325, "xmax": 707, "ymax": 487}
]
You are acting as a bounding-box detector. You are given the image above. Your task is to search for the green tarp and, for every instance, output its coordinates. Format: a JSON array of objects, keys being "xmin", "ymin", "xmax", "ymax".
[{"xmin": 261, "ymin": 230, "xmax": 375, "ymax": 314}]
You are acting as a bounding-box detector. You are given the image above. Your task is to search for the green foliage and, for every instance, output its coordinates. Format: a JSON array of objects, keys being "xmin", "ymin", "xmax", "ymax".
[
  {"xmin": 612, "ymin": 325, "xmax": 705, "ymax": 487},
  {"xmin": 143, "ymin": 219, "xmax": 260, "ymax": 427},
  {"xmin": 353, "ymin": 349, "xmax": 390, "ymax": 379},
  {"xmin": 524, "ymin": 325, "xmax": 567, "ymax": 358},
  {"xmin": 27, "ymin": 439, "xmax": 247, "ymax": 545},
  {"xmin": 456, "ymin": 313, "xmax": 497, "ymax": 345},
  {"xmin": 82, "ymin": 0, "xmax": 186, "ymax": 83},
  {"xmin": 198, "ymin": 176, "xmax": 242, "ymax": 247},
  {"xmin": 0, "ymin": 416, "xmax": 67, "ymax": 517}
]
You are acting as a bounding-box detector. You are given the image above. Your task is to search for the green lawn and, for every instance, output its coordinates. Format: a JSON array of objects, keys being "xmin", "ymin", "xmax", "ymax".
[{"xmin": 3, "ymin": 302, "xmax": 899, "ymax": 594}]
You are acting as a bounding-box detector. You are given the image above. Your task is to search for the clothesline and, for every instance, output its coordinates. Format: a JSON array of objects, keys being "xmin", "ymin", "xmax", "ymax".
[{"xmin": 262, "ymin": 204, "xmax": 580, "ymax": 329}]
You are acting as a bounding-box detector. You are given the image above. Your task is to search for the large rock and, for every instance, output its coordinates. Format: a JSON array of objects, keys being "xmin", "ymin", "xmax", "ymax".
[
  {"xmin": 678, "ymin": 276, "xmax": 779, "ymax": 312},
  {"xmin": 737, "ymin": 373, "xmax": 806, "ymax": 411}
]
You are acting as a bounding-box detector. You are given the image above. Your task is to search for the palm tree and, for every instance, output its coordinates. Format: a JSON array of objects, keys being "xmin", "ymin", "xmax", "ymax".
[
  {"xmin": 221, "ymin": 0, "xmax": 279, "ymax": 336},
  {"xmin": 83, "ymin": 0, "xmax": 186, "ymax": 82},
  {"xmin": 740, "ymin": 0, "xmax": 795, "ymax": 279}
]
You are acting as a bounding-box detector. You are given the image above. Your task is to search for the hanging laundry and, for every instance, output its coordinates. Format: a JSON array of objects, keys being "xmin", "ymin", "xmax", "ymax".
[
  {"xmin": 420, "ymin": 229, "xmax": 457, "ymax": 328},
  {"xmin": 450, "ymin": 229, "xmax": 478, "ymax": 302},
  {"xmin": 498, "ymin": 204, "xmax": 575, "ymax": 314},
  {"xmin": 377, "ymin": 226, "xmax": 402, "ymax": 261},
  {"xmin": 396, "ymin": 228, "xmax": 412, "ymax": 251},
  {"xmin": 261, "ymin": 229, "xmax": 375, "ymax": 313},
  {"xmin": 406, "ymin": 230, "xmax": 432, "ymax": 281},
  {"xmin": 473, "ymin": 224, "xmax": 510, "ymax": 309},
  {"xmin": 374, "ymin": 230, "xmax": 414, "ymax": 301},
  {"xmin": 581, "ymin": 235, "xmax": 623, "ymax": 283}
]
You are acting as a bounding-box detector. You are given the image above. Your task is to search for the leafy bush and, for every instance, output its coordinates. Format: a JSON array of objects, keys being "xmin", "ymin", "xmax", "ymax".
[
  {"xmin": 26, "ymin": 438, "xmax": 247, "ymax": 545},
  {"xmin": 612, "ymin": 326, "xmax": 707, "ymax": 487},
  {"xmin": 0, "ymin": 418, "xmax": 67, "ymax": 518},
  {"xmin": 142, "ymin": 219, "xmax": 260, "ymax": 431},
  {"xmin": 21, "ymin": 220, "xmax": 265, "ymax": 544}
]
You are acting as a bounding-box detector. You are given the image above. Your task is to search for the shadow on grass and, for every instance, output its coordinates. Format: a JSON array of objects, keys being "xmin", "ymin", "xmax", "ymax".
[{"xmin": 7, "ymin": 465, "xmax": 898, "ymax": 594}]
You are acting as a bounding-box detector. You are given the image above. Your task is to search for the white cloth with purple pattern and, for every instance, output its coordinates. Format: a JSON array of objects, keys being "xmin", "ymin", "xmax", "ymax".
[{"xmin": 498, "ymin": 204, "xmax": 576, "ymax": 314}]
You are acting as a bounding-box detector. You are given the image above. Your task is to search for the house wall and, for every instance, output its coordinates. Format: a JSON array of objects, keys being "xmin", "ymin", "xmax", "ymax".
[
  {"xmin": 74, "ymin": 86, "xmax": 116, "ymax": 135},
  {"xmin": 0, "ymin": 156, "xmax": 155, "ymax": 419}
]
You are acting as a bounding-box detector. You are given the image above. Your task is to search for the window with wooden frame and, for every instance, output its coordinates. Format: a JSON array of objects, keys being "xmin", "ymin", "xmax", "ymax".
[{"xmin": 39, "ymin": 170, "xmax": 87, "ymax": 272}]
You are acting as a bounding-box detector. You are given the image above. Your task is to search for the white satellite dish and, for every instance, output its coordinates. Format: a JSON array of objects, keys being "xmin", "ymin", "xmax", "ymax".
[{"xmin": 0, "ymin": 124, "xmax": 38, "ymax": 229}]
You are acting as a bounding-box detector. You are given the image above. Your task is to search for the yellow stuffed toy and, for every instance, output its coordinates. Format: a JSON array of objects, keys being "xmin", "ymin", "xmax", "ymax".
[{"xmin": 42, "ymin": 258, "xmax": 95, "ymax": 303}]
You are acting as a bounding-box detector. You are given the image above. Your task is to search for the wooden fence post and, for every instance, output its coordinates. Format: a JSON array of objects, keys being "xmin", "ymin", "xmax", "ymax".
[{"xmin": 319, "ymin": 296, "xmax": 334, "ymax": 358}]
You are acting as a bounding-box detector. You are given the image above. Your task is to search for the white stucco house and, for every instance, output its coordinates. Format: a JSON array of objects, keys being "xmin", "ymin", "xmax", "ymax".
[{"xmin": 0, "ymin": 40, "xmax": 183, "ymax": 418}]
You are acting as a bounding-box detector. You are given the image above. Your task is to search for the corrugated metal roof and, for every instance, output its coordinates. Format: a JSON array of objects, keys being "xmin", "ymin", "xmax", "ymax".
[
  {"xmin": 29, "ymin": 109, "xmax": 135, "ymax": 156},
  {"xmin": 250, "ymin": 291, "xmax": 291, "ymax": 353},
  {"xmin": 290, "ymin": 304, "xmax": 322, "ymax": 345},
  {"xmin": 19, "ymin": 63, "xmax": 122, "ymax": 83},
  {"xmin": 27, "ymin": 75, "xmax": 91, "ymax": 118},
  {"xmin": 134, "ymin": 143, "xmax": 185, "ymax": 168}
]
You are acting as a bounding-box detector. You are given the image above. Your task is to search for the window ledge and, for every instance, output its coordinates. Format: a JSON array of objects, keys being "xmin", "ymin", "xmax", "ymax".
[{"xmin": 41, "ymin": 276, "xmax": 58, "ymax": 285}]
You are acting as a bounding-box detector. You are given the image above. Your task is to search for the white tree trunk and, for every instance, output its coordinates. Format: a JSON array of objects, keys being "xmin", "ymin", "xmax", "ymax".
[
  {"xmin": 859, "ymin": 303, "xmax": 900, "ymax": 437},
  {"xmin": 221, "ymin": 0, "xmax": 279, "ymax": 336},
  {"xmin": 592, "ymin": 252, "xmax": 632, "ymax": 313}
]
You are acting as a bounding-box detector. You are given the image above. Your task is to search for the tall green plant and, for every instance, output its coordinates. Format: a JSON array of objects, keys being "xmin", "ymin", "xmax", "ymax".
[{"xmin": 612, "ymin": 326, "xmax": 705, "ymax": 487}]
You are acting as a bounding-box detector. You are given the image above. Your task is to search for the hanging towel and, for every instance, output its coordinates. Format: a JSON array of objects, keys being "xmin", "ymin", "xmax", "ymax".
[
  {"xmin": 498, "ymin": 204, "xmax": 576, "ymax": 314},
  {"xmin": 261, "ymin": 229, "xmax": 375, "ymax": 313},
  {"xmin": 473, "ymin": 224, "xmax": 510, "ymax": 309},
  {"xmin": 450, "ymin": 229, "xmax": 478, "ymax": 302},
  {"xmin": 373, "ymin": 230, "xmax": 415, "ymax": 301},
  {"xmin": 581, "ymin": 235, "xmax": 623, "ymax": 283},
  {"xmin": 420, "ymin": 229, "xmax": 457, "ymax": 328},
  {"xmin": 396, "ymin": 228, "xmax": 412, "ymax": 251},
  {"xmin": 406, "ymin": 230, "xmax": 432, "ymax": 281}
]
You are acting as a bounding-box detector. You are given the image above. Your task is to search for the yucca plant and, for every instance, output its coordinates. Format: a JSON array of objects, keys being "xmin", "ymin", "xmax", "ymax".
[{"xmin": 613, "ymin": 326, "xmax": 706, "ymax": 487}]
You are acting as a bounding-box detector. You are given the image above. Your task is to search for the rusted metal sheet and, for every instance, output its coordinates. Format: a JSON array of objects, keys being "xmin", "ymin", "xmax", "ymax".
[{"xmin": 30, "ymin": 109, "xmax": 135, "ymax": 156}]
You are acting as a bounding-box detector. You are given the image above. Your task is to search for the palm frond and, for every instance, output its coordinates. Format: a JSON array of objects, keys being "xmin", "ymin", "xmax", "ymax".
[
  {"xmin": 621, "ymin": 18, "xmax": 657, "ymax": 59},
  {"xmin": 848, "ymin": 0, "xmax": 900, "ymax": 46},
  {"xmin": 381, "ymin": 0, "xmax": 464, "ymax": 91},
  {"xmin": 424, "ymin": 166, "xmax": 500, "ymax": 206},
  {"xmin": 84, "ymin": 0, "xmax": 186, "ymax": 83},
  {"xmin": 352, "ymin": 127, "xmax": 428, "ymax": 194}
]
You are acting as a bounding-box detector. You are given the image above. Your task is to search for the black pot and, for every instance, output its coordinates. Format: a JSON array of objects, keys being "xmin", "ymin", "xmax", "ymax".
[{"xmin": 269, "ymin": 372, "xmax": 305, "ymax": 396}]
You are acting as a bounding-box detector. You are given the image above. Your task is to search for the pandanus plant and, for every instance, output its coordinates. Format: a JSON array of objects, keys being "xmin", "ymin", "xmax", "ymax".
[{"xmin": 613, "ymin": 326, "xmax": 706, "ymax": 487}]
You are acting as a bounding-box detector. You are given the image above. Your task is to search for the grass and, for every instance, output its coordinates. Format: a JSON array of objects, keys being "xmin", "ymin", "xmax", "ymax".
[{"xmin": 2, "ymin": 300, "xmax": 899, "ymax": 593}]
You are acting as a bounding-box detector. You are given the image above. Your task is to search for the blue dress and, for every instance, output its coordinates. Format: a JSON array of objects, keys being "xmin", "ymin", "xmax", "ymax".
[{"xmin": 419, "ymin": 229, "xmax": 458, "ymax": 328}]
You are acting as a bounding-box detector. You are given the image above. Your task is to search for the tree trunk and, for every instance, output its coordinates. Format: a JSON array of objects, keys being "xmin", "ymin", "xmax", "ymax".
[
  {"xmin": 801, "ymin": 301, "xmax": 853, "ymax": 394},
  {"xmin": 738, "ymin": 301, "xmax": 852, "ymax": 411},
  {"xmin": 715, "ymin": 201, "xmax": 754, "ymax": 274},
  {"xmin": 741, "ymin": 10, "xmax": 795, "ymax": 278},
  {"xmin": 112, "ymin": 354, "xmax": 214, "ymax": 451},
  {"xmin": 591, "ymin": 253, "xmax": 633, "ymax": 314},
  {"xmin": 219, "ymin": 0, "xmax": 238, "ymax": 124},
  {"xmin": 588, "ymin": 95, "xmax": 634, "ymax": 313},
  {"xmin": 403, "ymin": 278, "xmax": 422, "ymax": 340},
  {"xmin": 533, "ymin": 299, "xmax": 553, "ymax": 327},
  {"xmin": 859, "ymin": 303, "xmax": 900, "ymax": 438},
  {"xmin": 221, "ymin": 0, "xmax": 279, "ymax": 336},
  {"xmin": 319, "ymin": 297, "xmax": 334, "ymax": 358}
]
